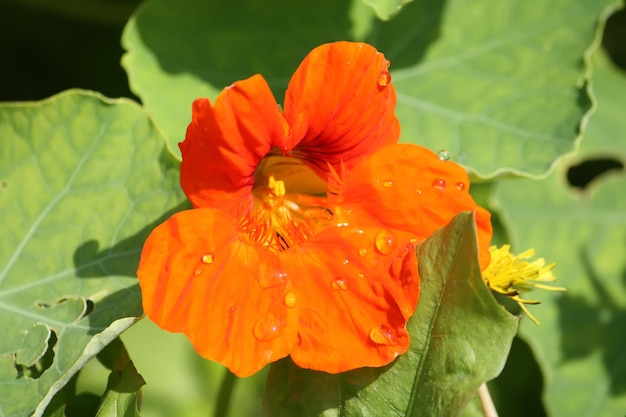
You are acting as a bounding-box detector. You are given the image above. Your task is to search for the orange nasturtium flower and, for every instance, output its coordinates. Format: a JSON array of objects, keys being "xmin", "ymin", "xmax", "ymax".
[{"xmin": 137, "ymin": 42, "xmax": 493, "ymax": 377}]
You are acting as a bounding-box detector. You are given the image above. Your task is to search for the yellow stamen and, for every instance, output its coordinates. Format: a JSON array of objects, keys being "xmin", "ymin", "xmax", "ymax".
[
  {"xmin": 483, "ymin": 245, "xmax": 564, "ymax": 325},
  {"xmin": 268, "ymin": 175, "xmax": 286, "ymax": 198},
  {"xmin": 245, "ymin": 170, "xmax": 331, "ymax": 254}
]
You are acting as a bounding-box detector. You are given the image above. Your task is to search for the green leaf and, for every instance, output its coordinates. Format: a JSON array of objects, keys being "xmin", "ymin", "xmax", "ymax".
[
  {"xmin": 263, "ymin": 212, "xmax": 519, "ymax": 416},
  {"xmin": 122, "ymin": 0, "xmax": 617, "ymax": 177},
  {"xmin": 95, "ymin": 339, "xmax": 145, "ymax": 417},
  {"xmin": 580, "ymin": 48, "xmax": 626, "ymax": 156},
  {"xmin": 0, "ymin": 90, "xmax": 185, "ymax": 417},
  {"xmin": 493, "ymin": 172, "xmax": 626, "ymax": 416},
  {"xmin": 121, "ymin": 0, "xmax": 354, "ymax": 158},
  {"xmin": 491, "ymin": 46, "xmax": 626, "ymax": 412},
  {"xmin": 381, "ymin": 0, "xmax": 619, "ymax": 178},
  {"xmin": 361, "ymin": 0, "xmax": 414, "ymax": 21}
]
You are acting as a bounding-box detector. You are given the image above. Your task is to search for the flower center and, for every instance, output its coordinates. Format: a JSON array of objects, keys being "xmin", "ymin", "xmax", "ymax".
[{"xmin": 244, "ymin": 153, "xmax": 331, "ymax": 252}]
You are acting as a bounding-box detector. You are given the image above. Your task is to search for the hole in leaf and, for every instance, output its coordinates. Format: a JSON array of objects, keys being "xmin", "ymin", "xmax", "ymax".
[
  {"xmin": 603, "ymin": 7, "xmax": 626, "ymax": 71},
  {"xmin": 79, "ymin": 299, "xmax": 95, "ymax": 321},
  {"xmin": 566, "ymin": 158, "xmax": 624, "ymax": 189},
  {"xmin": 15, "ymin": 329, "xmax": 57, "ymax": 379}
]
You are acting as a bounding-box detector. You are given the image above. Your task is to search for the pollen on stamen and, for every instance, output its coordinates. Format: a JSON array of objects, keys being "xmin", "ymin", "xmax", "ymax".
[{"xmin": 483, "ymin": 245, "xmax": 564, "ymax": 325}]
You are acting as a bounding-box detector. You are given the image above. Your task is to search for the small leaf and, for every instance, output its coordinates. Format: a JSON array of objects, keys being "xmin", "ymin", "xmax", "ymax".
[
  {"xmin": 263, "ymin": 212, "xmax": 518, "ymax": 416},
  {"xmin": 95, "ymin": 339, "xmax": 145, "ymax": 417},
  {"xmin": 0, "ymin": 90, "xmax": 186, "ymax": 417}
]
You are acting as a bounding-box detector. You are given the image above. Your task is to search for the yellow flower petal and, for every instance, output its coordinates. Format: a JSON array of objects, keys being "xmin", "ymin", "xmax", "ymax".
[{"xmin": 483, "ymin": 245, "xmax": 564, "ymax": 325}]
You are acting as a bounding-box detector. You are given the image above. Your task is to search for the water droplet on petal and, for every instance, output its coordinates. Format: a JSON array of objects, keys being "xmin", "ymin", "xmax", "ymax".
[
  {"xmin": 201, "ymin": 253, "xmax": 214, "ymax": 264},
  {"xmin": 194, "ymin": 269, "xmax": 202, "ymax": 276},
  {"xmin": 377, "ymin": 71, "xmax": 391, "ymax": 88},
  {"xmin": 343, "ymin": 259, "xmax": 350, "ymax": 266},
  {"xmin": 437, "ymin": 150, "xmax": 451, "ymax": 161},
  {"xmin": 228, "ymin": 306, "xmax": 236, "ymax": 313},
  {"xmin": 385, "ymin": 59, "xmax": 391, "ymax": 69},
  {"xmin": 378, "ymin": 179, "xmax": 393, "ymax": 188},
  {"xmin": 455, "ymin": 181, "xmax": 466, "ymax": 191},
  {"xmin": 357, "ymin": 272, "xmax": 365, "ymax": 280},
  {"xmin": 284, "ymin": 292, "xmax": 297, "ymax": 308},
  {"xmin": 369, "ymin": 324, "xmax": 394, "ymax": 345},
  {"xmin": 259, "ymin": 271, "xmax": 288, "ymax": 289},
  {"xmin": 358, "ymin": 248, "xmax": 368, "ymax": 257},
  {"xmin": 375, "ymin": 229, "xmax": 397, "ymax": 255},
  {"xmin": 332, "ymin": 278, "xmax": 348, "ymax": 290},
  {"xmin": 432, "ymin": 178, "xmax": 446, "ymax": 190},
  {"xmin": 416, "ymin": 188, "xmax": 423, "ymax": 195},
  {"xmin": 253, "ymin": 313, "xmax": 283, "ymax": 341}
]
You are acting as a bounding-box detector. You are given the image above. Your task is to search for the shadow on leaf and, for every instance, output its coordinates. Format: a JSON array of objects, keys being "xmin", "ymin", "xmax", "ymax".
[
  {"xmin": 557, "ymin": 248, "xmax": 626, "ymax": 395},
  {"xmin": 132, "ymin": 0, "xmax": 447, "ymax": 97},
  {"xmin": 73, "ymin": 200, "xmax": 190, "ymax": 279}
]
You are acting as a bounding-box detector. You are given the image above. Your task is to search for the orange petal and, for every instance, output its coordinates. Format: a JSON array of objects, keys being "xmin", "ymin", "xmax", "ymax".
[
  {"xmin": 281, "ymin": 225, "xmax": 419, "ymax": 373},
  {"xmin": 180, "ymin": 75, "xmax": 288, "ymax": 215},
  {"xmin": 283, "ymin": 42, "xmax": 399, "ymax": 175},
  {"xmin": 335, "ymin": 144, "xmax": 493, "ymax": 269},
  {"xmin": 137, "ymin": 209, "xmax": 298, "ymax": 377}
]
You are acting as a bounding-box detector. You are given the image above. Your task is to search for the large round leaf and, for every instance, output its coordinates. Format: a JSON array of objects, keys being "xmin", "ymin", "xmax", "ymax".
[
  {"xmin": 491, "ymin": 48, "xmax": 626, "ymax": 416},
  {"xmin": 0, "ymin": 90, "xmax": 185, "ymax": 417},
  {"xmin": 122, "ymin": 0, "xmax": 618, "ymax": 177}
]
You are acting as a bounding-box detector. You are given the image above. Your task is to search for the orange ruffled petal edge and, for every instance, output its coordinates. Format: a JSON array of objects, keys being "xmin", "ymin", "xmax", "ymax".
[
  {"xmin": 180, "ymin": 42, "xmax": 399, "ymax": 214},
  {"xmin": 334, "ymin": 144, "xmax": 493, "ymax": 270},
  {"xmin": 138, "ymin": 207, "xmax": 419, "ymax": 377},
  {"xmin": 138, "ymin": 144, "xmax": 492, "ymax": 377}
]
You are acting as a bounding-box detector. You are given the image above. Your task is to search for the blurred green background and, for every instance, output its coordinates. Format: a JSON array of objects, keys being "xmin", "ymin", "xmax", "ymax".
[{"xmin": 1, "ymin": 0, "xmax": 625, "ymax": 416}]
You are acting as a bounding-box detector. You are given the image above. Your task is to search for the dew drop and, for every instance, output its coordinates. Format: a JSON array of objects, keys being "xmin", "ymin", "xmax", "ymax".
[
  {"xmin": 228, "ymin": 306, "xmax": 236, "ymax": 313},
  {"xmin": 369, "ymin": 324, "xmax": 394, "ymax": 345},
  {"xmin": 374, "ymin": 229, "xmax": 397, "ymax": 255},
  {"xmin": 259, "ymin": 270, "xmax": 287, "ymax": 289},
  {"xmin": 284, "ymin": 292, "xmax": 297, "ymax": 308},
  {"xmin": 194, "ymin": 269, "xmax": 202, "ymax": 276},
  {"xmin": 378, "ymin": 179, "xmax": 393, "ymax": 188},
  {"xmin": 432, "ymin": 178, "xmax": 446, "ymax": 190},
  {"xmin": 455, "ymin": 181, "xmax": 466, "ymax": 191},
  {"xmin": 357, "ymin": 272, "xmax": 365, "ymax": 280},
  {"xmin": 437, "ymin": 150, "xmax": 451, "ymax": 161},
  {"xmin": 358, "ymin": 248, "xmax": 368, "ymax": 257},
  {"xmin": 416, "ymin": 188, "xmax": 423, "ymax": 195},
  {"xmin": 377, "ymin": 71, "xmax": 391, "ymax": 88},
  {"xmin": 332, "ymin": 278, "xmax": 348, "ymax": 290},
  {"xmin": 253, "ymin": 313, "xmax": 283, "ymax": 341},
  {"xmin": 342, "ymin": 259, "xmax": 350, "ymax": 266},
  {"xmin": 201, "ymin": 253, "xmax": 214, "ymax": 264}
]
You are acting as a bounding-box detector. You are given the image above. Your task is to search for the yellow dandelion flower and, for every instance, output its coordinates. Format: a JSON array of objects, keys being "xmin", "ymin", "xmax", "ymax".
[{"xmin": 483, "ymin": 245, "xmax": 565, "ymax": 325}]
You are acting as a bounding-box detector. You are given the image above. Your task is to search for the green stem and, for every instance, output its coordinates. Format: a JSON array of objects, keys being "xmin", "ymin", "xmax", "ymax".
[
  {"xmin": 213, "ymin": 369, "xmax": 237, "ymax": 417},
  {"xmin": 477, "ymin": 383, "xmax": 499, "ymax": 417}
]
